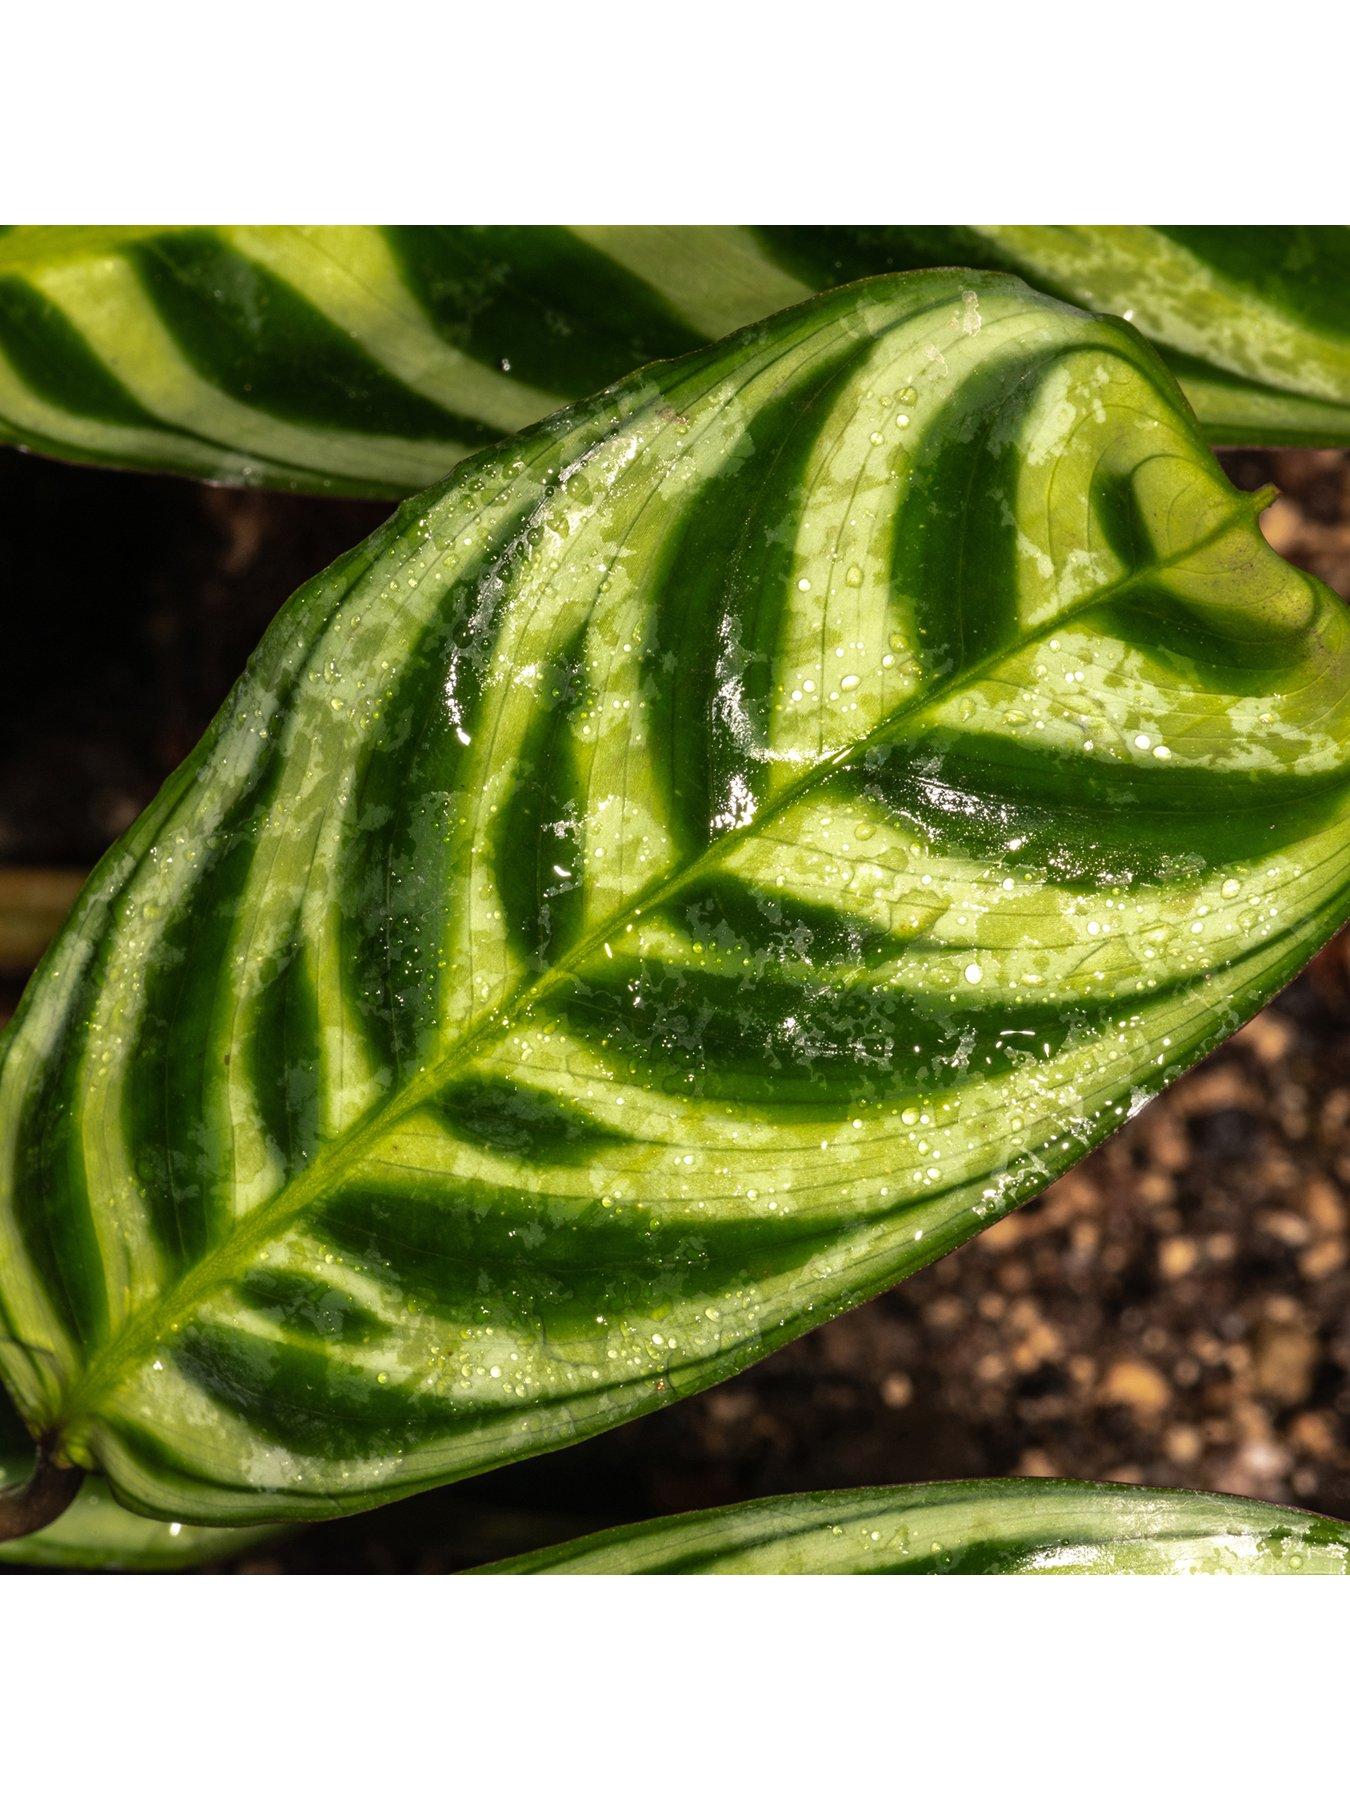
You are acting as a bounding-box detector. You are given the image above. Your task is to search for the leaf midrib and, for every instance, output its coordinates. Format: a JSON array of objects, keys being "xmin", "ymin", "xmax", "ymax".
[{"xmin": 58, "ymin": 483, "xmax": 1275, "ymax": 1433}]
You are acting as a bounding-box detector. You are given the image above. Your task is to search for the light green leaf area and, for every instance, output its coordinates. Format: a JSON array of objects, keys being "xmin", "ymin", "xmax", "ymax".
[
  {"xmin": 1, "ymin": 271, "xmax": 1348, "ymax": 1529},
  {"xmin": 0, "ymin": 1386, "xmax": 273, "ymax": 1569},
  {"xmin": 0, "ymin": 227, "xmax": 1346, "ymax": 498},
  {"xmin": 480, "ymin": 1481, "xmax": 1350, "ymax": 1574}
]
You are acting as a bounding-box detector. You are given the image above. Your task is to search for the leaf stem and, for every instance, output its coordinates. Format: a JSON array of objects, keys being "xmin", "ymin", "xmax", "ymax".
[{"xmin": 0, "ymin": 1437, "xmax": 83, "ymax": 1544}]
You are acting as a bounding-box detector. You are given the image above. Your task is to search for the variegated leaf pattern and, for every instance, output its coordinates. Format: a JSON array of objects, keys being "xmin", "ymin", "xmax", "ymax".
[
  {"xmin": 1, "ymin": 270, "xmax": 1348, "ymax": 1528},
  {"xmin": 481, "ymin": 1481, "xmax": 1350, "ymax": 1574},
  {"xmin": 775, "ymin": 227, "xmax": 1350, "ymax": 448},
  {"xmin": 0, "ymin": 227, "xmax": 1346, "ymax": 500}
]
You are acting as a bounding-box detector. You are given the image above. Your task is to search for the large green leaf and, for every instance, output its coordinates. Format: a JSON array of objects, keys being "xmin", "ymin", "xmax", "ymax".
[
  {"xmin": 1, "ymin": 228, "xmax": 1346, "ymax": 499},
  {"xmin": 479, "ymin": 1481, "xmax": 1350, "ymax": 1574},
  {"xmin": 0, "ymin": 1383, "xmax": 274, "ymax": 1569},
  {"xmin": 1, "ymin": 269, "xmax": 1348, "ymax": 1533}
]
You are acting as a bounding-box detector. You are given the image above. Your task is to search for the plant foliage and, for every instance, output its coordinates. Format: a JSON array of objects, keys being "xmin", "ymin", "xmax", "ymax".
[
  {"xmin": 483, "ymin": 1480, "xmax": 1350, "ymax": 1573},
  {"xmin": 1, "ymin": 227, "xmax": 1346, "ymax": 499},
  {"xmin": 1, "ymin": 270, "xmax": 1347, "ymax": 1536}
]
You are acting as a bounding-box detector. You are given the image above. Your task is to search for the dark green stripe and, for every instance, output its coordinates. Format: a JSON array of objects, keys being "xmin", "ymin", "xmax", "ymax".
[
  {"xmin": 171, "ymin": 1320, "xmax": 468, "ymax": 1459},
  {"xmin": 752, "ymin": 226, "xmax": 992, "ymax": 291},
  {"xmin": 125, "ymin": 753, "xmax": 286, "ymax": 1271},
  {"xmin": 248, "ymin": 908, "xmax": 324, "ymax": 1182},
  {"xmin": 385, "ymin": 225, "xmax": 707, "ymax": 401},
  {"xmin": 1098, "ymin": 574, "xmax": 1327, "ymax": 680},
  {"xmin": 133, "ymin": 231, "xmax": 491, "ymax": 445},
  {"xmin": 492, "ymin": 622, "xmax": 590, "ymax": 969},
  {"xmin": 431, "ymin": 1077, "xmax": 630, "ymax": 1166},
  {"xmin": 0, "ymin": 276, "xmax": 164, "ymax": 428},
  {"xmin": 644, "ymin": 338, "xmax": 871, "ymax": 852},
  {"xmin": 234, "ymin": 1268, "xmax": 390, "ymax": 1345},
  {"xmin": 337, "ymin": 501, "xmax": 540, "ymax": 1078},
  {"xmin": 10, "ymin": 955, "xmax": 111, "ymax": 1350},
  {"xmin": 556, "ymin": 951, "xmax": 1148, "ymax": 1108},
  {"xmin": 848, "ymin": 738, "xmax": 1347, "ymax": 888},
  {"xmin": 1156, "ymin": 225, "xmax": 1350, "ymax": 342},
  {"xmin": 315, "ymin": 1180, "xmax": 845, "ymax": 1342},
  {"xmin": 894, "ymin": 345, "xmax": 1113, "ymax": 680},
  {"xmin": 670, "ymin": 874, "xmax": 904, "ymax": 968}
]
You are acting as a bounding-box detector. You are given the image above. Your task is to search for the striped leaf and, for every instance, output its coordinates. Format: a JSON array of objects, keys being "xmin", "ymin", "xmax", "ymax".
[
  {"xmin": 1, "ymin": 228, "xmax": 1346, "ymax": 499},
  {"xmin": 778, "ymin": 227, "xmax": 1350, "ymax": 449},
  {"xmin": 480, "ymin": 1481, "xmax": 1350, "ymax": 1574},
  {"xmin": 0, "ymin": 1384, "xmax": 275, "ymax": 1569},
  {"xmin": 1, "ymin": 269, "xmax": 1348, "ymax": 1531}
]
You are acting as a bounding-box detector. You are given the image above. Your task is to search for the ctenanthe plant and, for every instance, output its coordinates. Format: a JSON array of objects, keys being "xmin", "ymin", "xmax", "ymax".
[
  {"xmin": 0, "ymin": 226, "xmax": 1347, "ymax": 501},
  {"xmin": 0, "ymin": 259, "xmax": 1348, "ymax": 1571}
]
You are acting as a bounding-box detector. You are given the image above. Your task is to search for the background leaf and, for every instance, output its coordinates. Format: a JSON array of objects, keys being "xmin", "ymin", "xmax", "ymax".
[
  {"xmin": 1, "ymin": 270, "xmax": 1348, "ymax": 1531},
  {"xmin": 776, "ymin": 228, "xmax": 1350, "ymax": 449},
  {"xmin": 479, "ymin": 1479, "xmax": 1350, "ymax": 1573},
  {"xmin": 1, "ymin": 228, "xmax": 1346, "ymax": 499}
]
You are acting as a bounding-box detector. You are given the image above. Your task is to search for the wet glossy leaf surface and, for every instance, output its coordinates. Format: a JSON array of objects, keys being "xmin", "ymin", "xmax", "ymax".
[
  {"xmin": 481, "ymin": 1479, "xmax": 1350, "ymax": 1573},
  {"xmin": 1, "ymin": 271, "xmax": 1348, "ymax": 1528},
  {"xmin": 1, "ymin": 227, "xmax": 1346, "ymax": 500}
]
